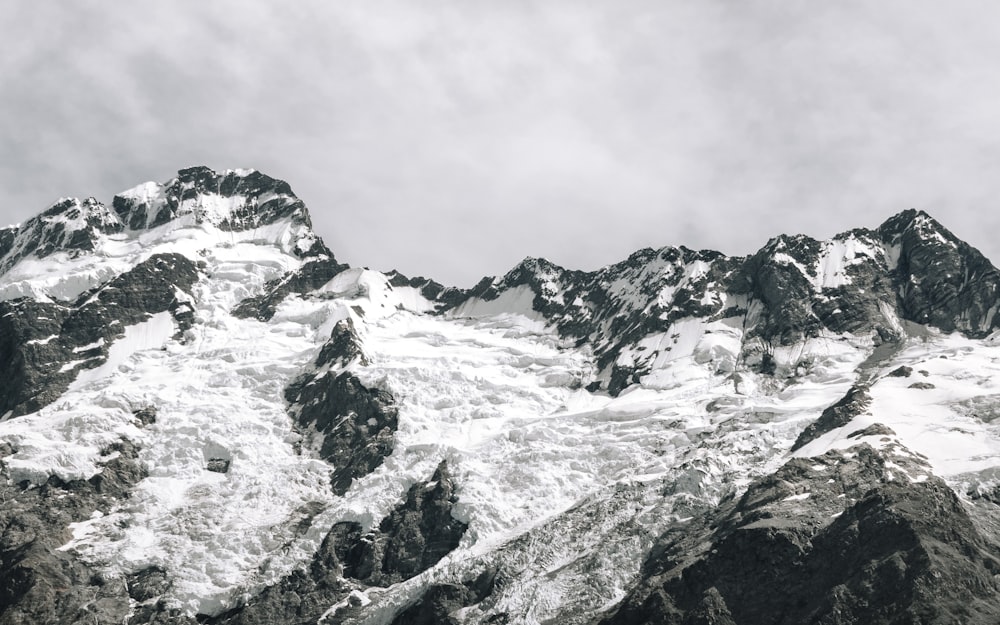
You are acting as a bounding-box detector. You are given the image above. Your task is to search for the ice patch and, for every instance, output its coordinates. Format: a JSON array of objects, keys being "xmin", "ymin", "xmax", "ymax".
[
  {"xmin": 69, "ymin": 312, "xmax": 177, "ymax": 392},
  {"xmin": 451, "ymin": 285, "xmax": 544, "ymax": 321},
  {"xmin": 793, "ymin": 332, "xmax": 1000, "ymax": 478},
  {"xmin": 782, "ymin": 492, "xmax": 811, "ymax": 501}
]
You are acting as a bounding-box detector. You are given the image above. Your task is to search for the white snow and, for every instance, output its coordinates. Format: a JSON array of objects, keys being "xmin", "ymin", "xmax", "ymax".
[
  {"xmin": 72, "ymin": 338, "xmax": 106, "ymax": 353},
  {"xmin": 68, "ymin": 312, "xmax": 176, "ymax": 392},
  {"xmin": 772, "ymin": 235, "xmax": 882, "ymax": 291},
  {"xmin": 814, "ymin": 236, "xmax": 880, "ymax": 290},
  {"xmin": 450, "ymin": 285, "xmax": 543, "ymax": 321},
  {"xmin": 26, "ymin": 334, "xmax": 58, "ymax": 345},
  {"xmin": 793, "ymin": 330, "xmax": 1000, "ymax": 481},
  {"xmin": 782, "ymin": 492, "xmax": 811, "ymax": 502},
  {"xmin": 0, "ymin": 184, "xmax": 313, "ymax": 304}
]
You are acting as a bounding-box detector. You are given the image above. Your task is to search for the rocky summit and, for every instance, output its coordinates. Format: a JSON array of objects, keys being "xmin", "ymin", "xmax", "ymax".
[{"xmin": 2, "ymin": 167, "xmax": 1000, "ymax": 625}]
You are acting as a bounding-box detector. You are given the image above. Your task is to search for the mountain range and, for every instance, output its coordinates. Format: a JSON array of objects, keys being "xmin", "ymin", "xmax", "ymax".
[{"xmin": 2, "ymin": 166, "xmax": 1000, "ymax": 624}]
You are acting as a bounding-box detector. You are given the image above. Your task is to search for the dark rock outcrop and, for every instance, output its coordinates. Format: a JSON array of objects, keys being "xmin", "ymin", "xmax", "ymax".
[
  {"xmin": 67, "ymin": 252, "xmax": 199, "ymax": 337},
  {"xmin": 385, "ymin": 270, "xmax": 467, "ymax": 311},
  {"xmin": 358, "ymin": 461, "xmax": 469, "ymax": 586},
  {"xmin": 600, "ymin": 445, "xmax": 1000, "ymax": 625},
  {"xmin": 0, "ymin": 197, "xmax": 123, "ymax": 274},
  {"xmin": 0, "ymin": 253, "xmax": 199, "ymax": 416},
  {"xmin": 732, "ymin": 230, "xmax": 902, "ymax": 348},
  {"xmin": 387, "ymin": 567, "xmax": 498, "ymax": 625},
  {"xmin": 232, "ymin": 256, "xmax": 348, "ymax": 321},
  {"xmin": 888, "ymin": 365, "xmax": 913, "ymax": 378},
  {"xmin": 880, "ymin": 209, "xmax": 1000, "ymax": 337},
  {"xmin": 846, "ymin": 423, "xmax": 896, "ymax": 439},
  {"xmin": 445, "ymin": 249, "xmax": 740, "ymax": 395},
  {"xmin": 112, "ymin": 166, "xmax": 316, "ymax": 236},
  {"xmin": 127, "ymin": 566, "xmax": 170, "ymax": 603},
  {"xmin": 201, "ymin": 524, "xmax": 357, "ymax": 625},
  {"xmin": 0, "ymin": 439, "xmax": 147, "ymax": 625},
  {"xmin": 206, "ymin": 462, "xmax": 468, "ymax": 625},
  {"xmin": 0, "ymin": 297, "xmax": 72, "ymax": 417},
  {"xmin": 206, "ymin": 459, "xmax": 231, "ymax": 473},
  {"xmin": 285, "ymin": 366, "xmax": 398, "ymax": 496},
  {"xmin": 314, "ymin": 319, "xmax": 368, "ymax": 369},
  {"xmin": 791, "ymin": 385, "xmax": 871, "ymax": 452},
  {"xmin": 133, "ymin": 405, "xmax": 158, "ymax": 427}
]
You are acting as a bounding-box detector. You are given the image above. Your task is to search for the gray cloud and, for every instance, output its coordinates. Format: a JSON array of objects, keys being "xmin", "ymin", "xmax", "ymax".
[{"xmin": 3, "ymin": 1, "xmax": 1000, "ymax": 286}]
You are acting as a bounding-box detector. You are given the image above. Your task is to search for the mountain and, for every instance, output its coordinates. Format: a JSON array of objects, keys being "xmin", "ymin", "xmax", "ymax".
[{"xmin": 2, "ymin": 166, "xmax": 1000, "ymax": 625}]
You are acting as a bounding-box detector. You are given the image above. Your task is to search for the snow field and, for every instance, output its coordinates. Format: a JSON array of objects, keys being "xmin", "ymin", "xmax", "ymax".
[
  {"xmin": 795, "ymin": 330, "xmax": 1000, "ymax": 482},
  {"xmin": 302, "ymin": 284, "xmax": 872, "ymax": 623}
]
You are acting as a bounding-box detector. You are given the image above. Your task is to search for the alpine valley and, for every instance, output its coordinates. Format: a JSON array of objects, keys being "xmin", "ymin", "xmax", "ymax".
[{"xmin": 3, "ymin": 166, "xmax": 1000, "ymax": 625}]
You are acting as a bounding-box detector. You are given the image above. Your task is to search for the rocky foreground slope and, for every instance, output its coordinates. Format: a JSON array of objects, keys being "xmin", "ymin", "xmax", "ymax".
[{"xmin": 1, "ymin": 166, "xmax": 1000, "ymax": 624}]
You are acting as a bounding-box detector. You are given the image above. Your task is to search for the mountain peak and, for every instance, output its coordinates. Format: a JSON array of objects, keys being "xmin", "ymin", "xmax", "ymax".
[
  {"xmin": 0, "ymin": 166, "xmax": 328, "ymax": 303},
  {"xmin": 0, "ymin": 196, "xmax": 123, "ymax": 274},
  {"xmin": 112, "ymin": 166, "xmax": 312, "ymax": 236},
  {"xmin": 877, "ymin": 208, "xmax": 949, "ymax": 242}
]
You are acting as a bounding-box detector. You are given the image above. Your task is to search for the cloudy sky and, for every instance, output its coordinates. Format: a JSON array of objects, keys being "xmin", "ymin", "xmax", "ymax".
[{"xmin": 3, "ymin": 1, "xmax": 1000, "ymax": 286}]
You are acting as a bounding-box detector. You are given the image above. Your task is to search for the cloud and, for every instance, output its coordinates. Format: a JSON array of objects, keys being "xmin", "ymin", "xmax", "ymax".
[{"xmin": 2, "ymin": 1, "xmax": 1000, "ymax": 286}]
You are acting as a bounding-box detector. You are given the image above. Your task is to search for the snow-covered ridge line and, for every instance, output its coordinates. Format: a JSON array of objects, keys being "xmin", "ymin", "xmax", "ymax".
[
  {"xmin": 445, "ymin": 208, "xmax": 1000, "ymax": 395},
  {"xmin": 0, "ymin": 166, "xmax": 325, "ymax": 304}
]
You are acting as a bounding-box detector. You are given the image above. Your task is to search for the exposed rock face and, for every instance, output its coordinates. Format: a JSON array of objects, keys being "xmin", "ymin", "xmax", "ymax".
[
  {"xmin": 285, "ymin": 321, "xmax": 397, "ymax": 495},
  {"xmin": 0, "ymin": 167, "xmax": 321, "ymax": 288},
  {"xmin": 356, "ymin": 460, "xmax": 469, "ymax": 586},
  {"xmin": 231, "ymin": 256, "xmax": 348, "ymax": 321},
  {"xmin": 387, "ymin": 568, "xmax": 498, "ymax": 625},
  {"xmin": 132, "ymin": 405, "xmax": 158, "ymax": 426},
  {"xmin": 447, "ymin": 249, "xmax": 740, "ymax": 394},
  {"xmin": 600, "ymin": 445, "xmax": 1000, "ymax": 625},
  {"xmin": 0, "ymin": 197, "xmax": 123, "ymax": 274},
  {"xmin": 201, "ymin": 525, "xmax": 355, "ymax": 625},
  {"xmin": 888, "ymin": 365, "xmax": 914, "ymax": 377},
  {"xmin": 207, "ymin": 462, "xmax": 468, "ymax": 625},
  {"xmin": 67, "ymin": 252, "xmax": 199, "ymax": 336},
  {"xmin": 446, "ymin": 210, "xmax": 1000, "ymax": 395},
  {"xmin": 731, "ymin": 230, "xmax": 901, "ymax": 346},
  {"xmin": 0, "ymin": 253, "xmax": 199, "ymax": 416},
  {"xmin": 881, "ymin": 209, "xmax": 1000, "ymax": 336},
  {"xmin": 0, "ymin": 439, "xmax": 147, "ymax": 625},
  {"xmin": 0, "ymin": 297, "xmax": 71, "ymax": 416},
  {"xmin": 792, "ymin": 384, "xmax": 872, "ymax": 451},
  {"xmin": 112, "ymin": 166, "xmax": 314, "ymax": 235},
  {"xmin": 206, "ymin": 458, "xmax": 231, "ymax": 473},
  {"xmin": 315, "ymin": 319, "xmax": 369, "ymax": 369},
  {"xmin": 385, "ymin": 270, "xmax": 467, "ymax": 311},
  {"xmin": 847, "ymin": 423, "xmax": 896, "ymax": 439}
]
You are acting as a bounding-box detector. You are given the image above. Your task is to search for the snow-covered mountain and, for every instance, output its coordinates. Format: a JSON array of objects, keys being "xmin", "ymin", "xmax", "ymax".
[{"xmin": 2, "ymin": 166, "xmax": 1000, "ymax": 625}]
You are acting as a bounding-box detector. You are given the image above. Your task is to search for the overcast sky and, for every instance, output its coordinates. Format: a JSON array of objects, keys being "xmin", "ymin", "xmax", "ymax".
[{"xmin": 3, "ymin": 1, "xmax": 1000, "ymax": 286}]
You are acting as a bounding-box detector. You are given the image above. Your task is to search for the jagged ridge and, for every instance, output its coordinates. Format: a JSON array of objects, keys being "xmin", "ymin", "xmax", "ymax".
[{"xmin": 446, "ymin": 209, "xmax": 1000, "ymax": 394}]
